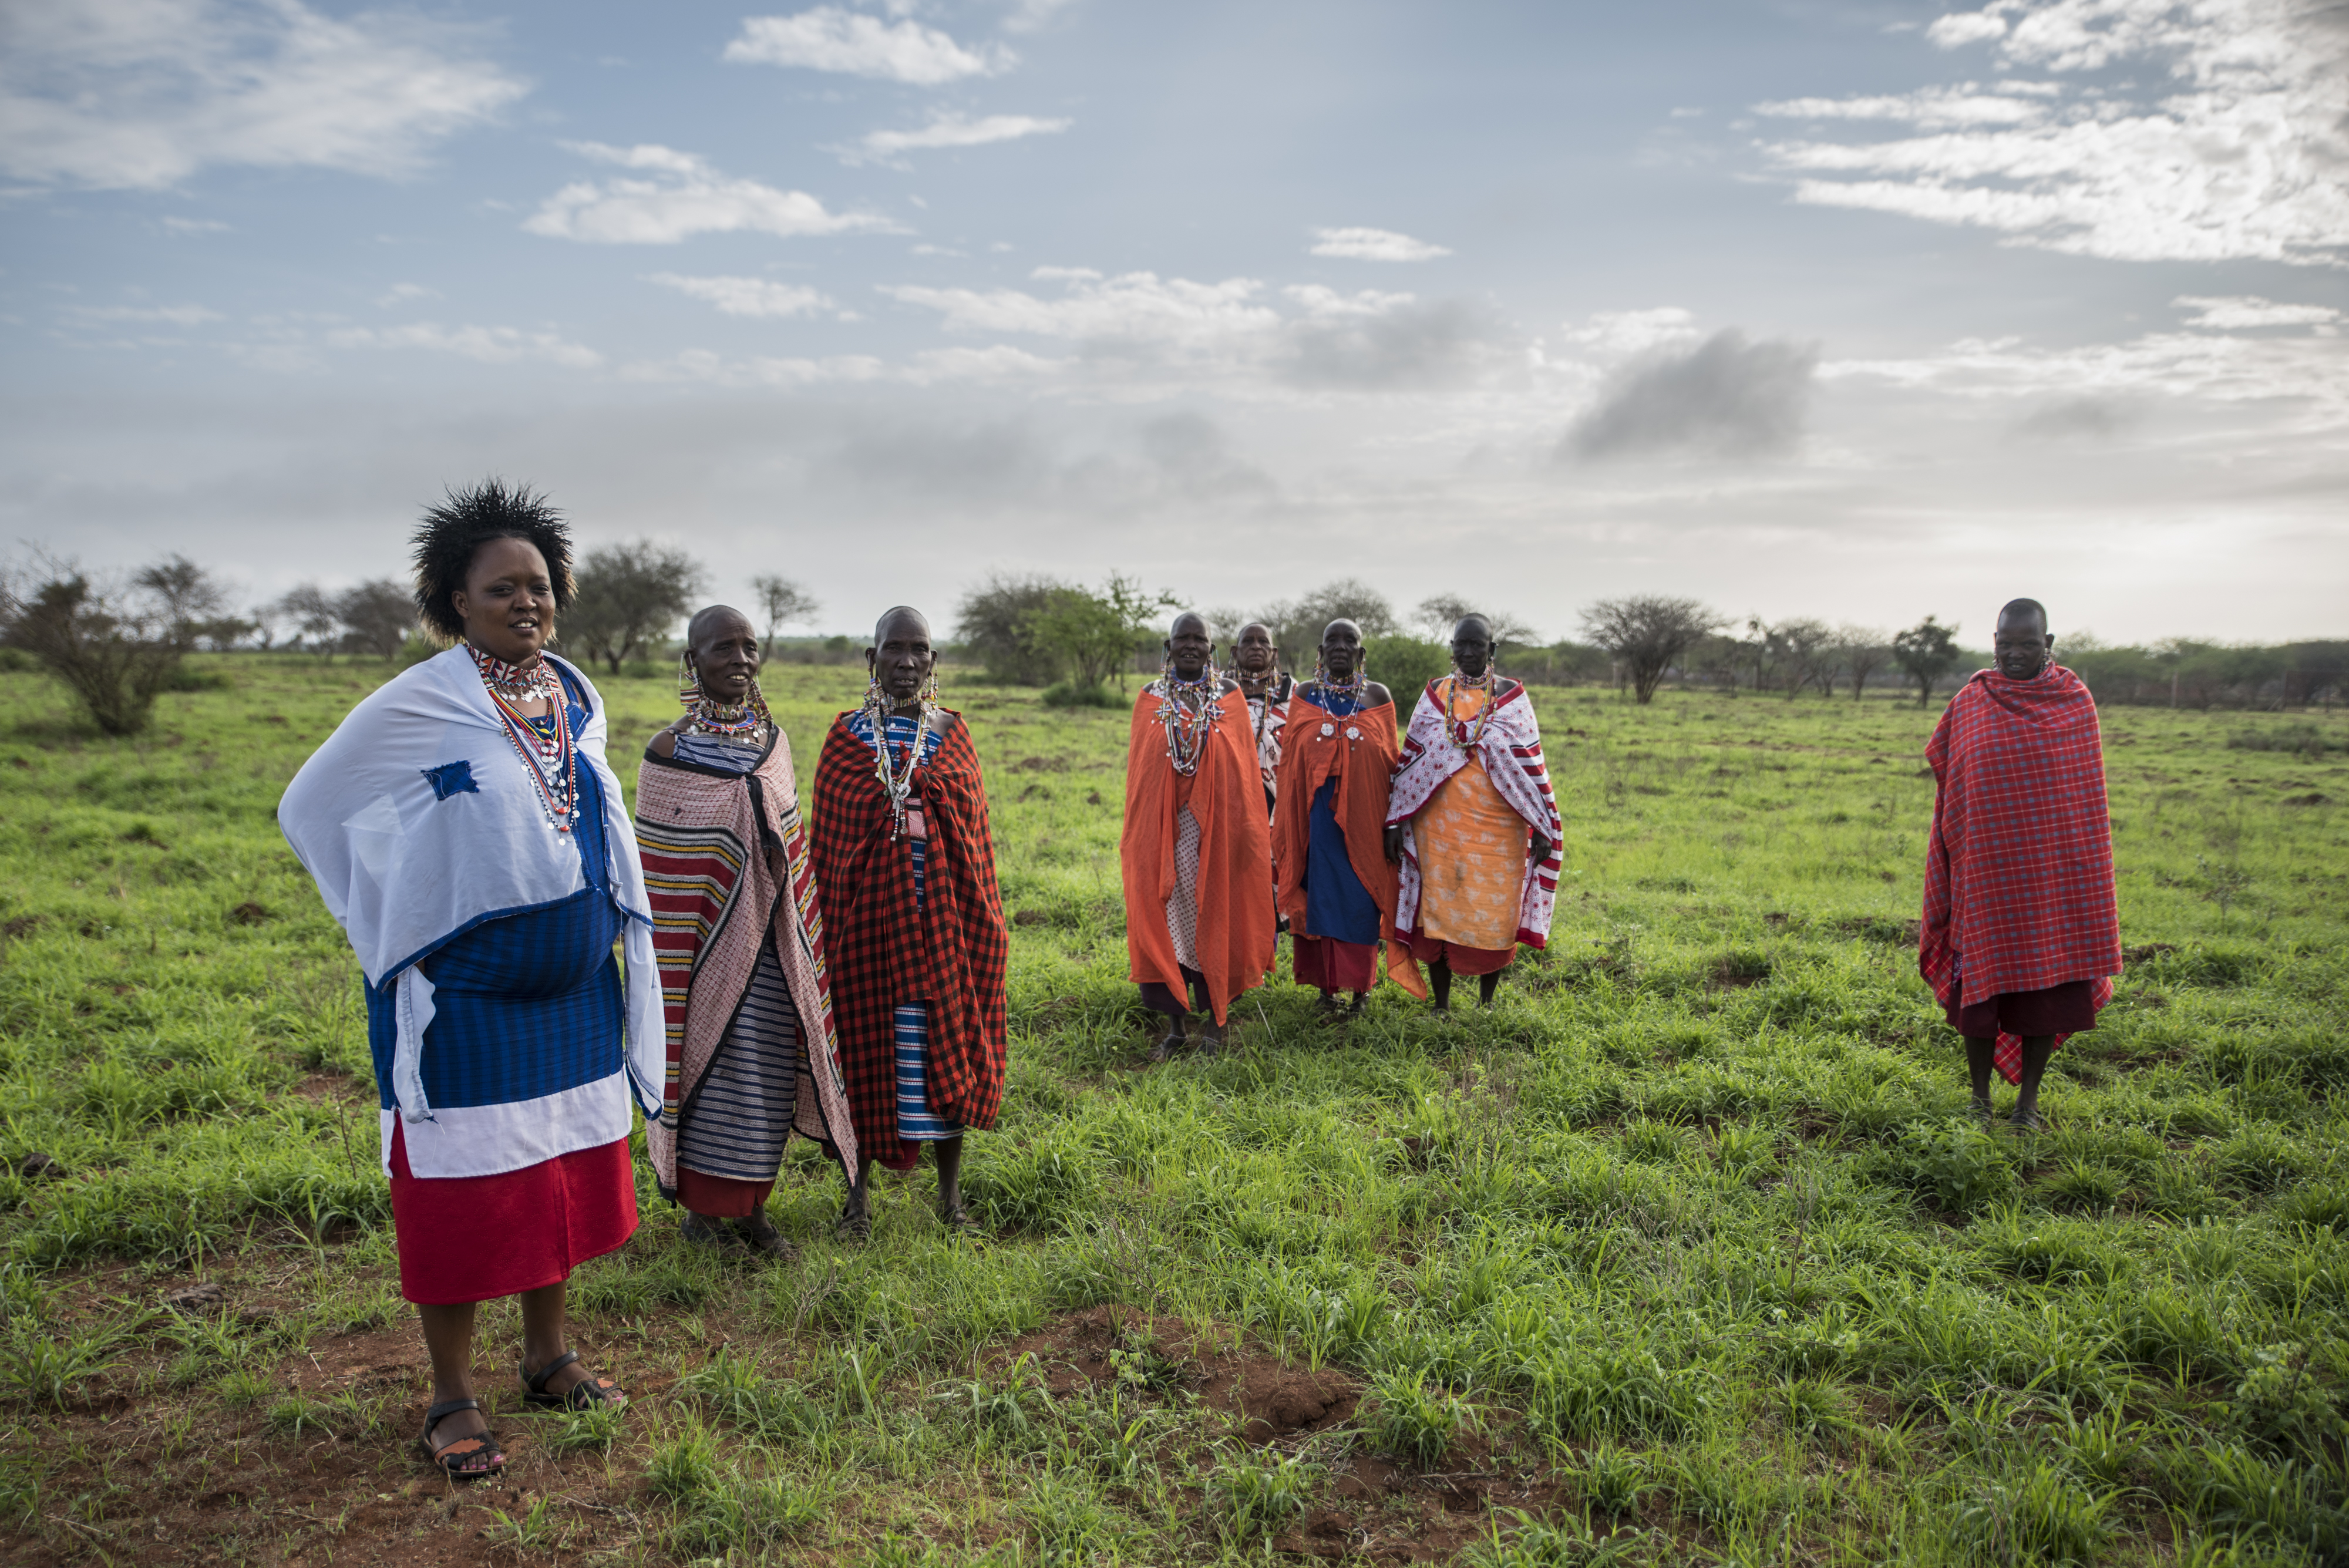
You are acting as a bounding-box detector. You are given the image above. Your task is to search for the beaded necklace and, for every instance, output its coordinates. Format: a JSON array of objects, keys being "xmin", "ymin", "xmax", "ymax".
[
  {"xmin": 1312, "ymin": 661, "xmax": 1368, "ymax": 715},
  {"xmin": 861, "ymin": 693, "xmax": 933, "ymax": 840},
  {"xmin": 469, "ymin": 644, "xmax": 577, "ymax": 833},
  {"xmin": 687, "ymin": 682, "xmax": 772, "ymax": 742},
  {"xmin": 1441, "ymin": 667, "xmax": 1496, "ymax": 752},
  {"xmin": 1154, "ymin": 664, "xmax": 1221, "ymax": 777},
  {"xmin": 1244, "ymin": 670, "xmax": 1286, "ymax": 756}
]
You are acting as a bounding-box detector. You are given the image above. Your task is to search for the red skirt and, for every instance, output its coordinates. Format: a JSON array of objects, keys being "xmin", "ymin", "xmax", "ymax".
[
  {"xmin": 1409, "ymin": 933, "xmax": 1516, "ymax": 976},
  {"xmin": 388, "ymin": 1124, "xmax": 638, "ymax": 1305},
  {"xmin": 1945, "ymin": 980, "xmax": 2099, "ymax": 1039},
  {"xmin": 675, "ymin": 1166, "xmax": 775, "ymax": 1219},
  {"xmin": 1294, "ymin": 935, "xmax": 1377, "ymax": 993}
]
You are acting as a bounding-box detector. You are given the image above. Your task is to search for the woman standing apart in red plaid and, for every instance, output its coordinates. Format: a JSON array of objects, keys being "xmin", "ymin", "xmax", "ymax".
[
  {"xmin": 1920, "ymin": 598, "xmax": 2122, "ymax": 1130},
  {"xmin": 809, "ymin": 607, "xmax": 1008, "ymax": 1238}
]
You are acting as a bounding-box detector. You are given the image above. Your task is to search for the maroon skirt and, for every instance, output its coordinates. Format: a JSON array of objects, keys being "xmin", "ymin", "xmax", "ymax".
[
  {"xmin": 1945, "ymin": 979, "xmax": 2099, "ymax": 1039},
  {"xmin": 1294, "ymin": 934, "xmax": 1378, "ymax": 993},
  {"xmin": 387, "ymin": 1123, "xmax": 638, "ymax": 1305}
]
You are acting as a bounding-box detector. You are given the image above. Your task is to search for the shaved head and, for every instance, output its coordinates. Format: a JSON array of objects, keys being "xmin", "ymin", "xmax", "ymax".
[
  {"xmin": 874, "ymin": 605, "xmax": 930, "ymax": 644},
  {"xmin": 1170, "ymin": 610, "xmax": 1208, "ymax": 639},
  {"xmin": 1997, "ymin": 598, "xmax": 2048, "ymax": 635},
  {"xmin": 688, "ymin": 604, "xmax": 753, "ymax": 648},
  {"xmin": 1452, "ymin": 614, "xmax": 1492, "ymax": 642}
]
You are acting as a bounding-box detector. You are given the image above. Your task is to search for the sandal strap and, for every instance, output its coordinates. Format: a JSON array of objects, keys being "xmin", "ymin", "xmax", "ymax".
[
  {"xmin": 521, "ymin": 1350, "xmax": 581, "ymax": 1394},
  {"xmin": 423, "ymin": 1397, "xmax": 482, "ymax": 1435}
]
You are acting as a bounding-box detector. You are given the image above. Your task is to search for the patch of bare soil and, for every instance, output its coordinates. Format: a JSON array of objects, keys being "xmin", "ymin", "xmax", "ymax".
[{"xmin": 984, "ymin": 1305, "xmax": 1564, "ymax": 1564}]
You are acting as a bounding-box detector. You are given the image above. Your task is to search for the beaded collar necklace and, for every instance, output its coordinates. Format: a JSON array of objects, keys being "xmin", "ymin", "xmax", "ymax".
[
  {"xmin": 1154, "ymin": 664, "xmax": 1221, "ymax": 777},
  {"xmin": 1314, "ymin": 663, "xmax": 1368, "ymax": 714},
  {"xmin": 1244, "ymin": 669, "xmax": 1286, "ymax": 753},
  {"xmin": 688, "ymin": 681, "xmax": 772, "ymax": 741},
  {"xmin": 1441, "ymin": 667, "xmax": 1495, "ymax": 752},
  {"xmin": 468, "ymin": 644, "xmax": 578, "ymax": 833}
]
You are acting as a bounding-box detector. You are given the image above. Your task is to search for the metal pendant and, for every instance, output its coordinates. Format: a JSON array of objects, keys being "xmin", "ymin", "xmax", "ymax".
[{"xmin": 1320, "ymin": 722, "xmax": 1335, "ymax": 737}]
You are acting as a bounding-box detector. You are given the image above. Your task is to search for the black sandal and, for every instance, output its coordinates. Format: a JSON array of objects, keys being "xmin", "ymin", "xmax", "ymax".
[
  {"xmin": 835, "ymin": 1205, "xmax": 872, "ymax": 1244},
  {"xmin": 939, "ymin": 1202, "xmax": 978, "ymax": 1233},
  {"xmin": 520, "ymin": 1350, "xmax": 626, "ymax": 1411},
  {"xmin": 419, "ymin": 1398, "xmax": 504, "ymax": 1479}
]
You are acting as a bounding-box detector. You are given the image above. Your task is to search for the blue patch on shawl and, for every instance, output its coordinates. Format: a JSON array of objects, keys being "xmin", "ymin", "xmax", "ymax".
[{"xmin": 420, "ymin": 760, "xmax": 479, "ymax": 801}]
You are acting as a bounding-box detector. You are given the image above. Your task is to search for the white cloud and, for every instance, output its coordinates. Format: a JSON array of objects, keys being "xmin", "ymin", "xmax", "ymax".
[
  {"xmin": 0, "ymin": 0, "xmax": 524, "ymax": 190},
  {"xmin": 1309, "ymin": 227, "xmax": 1453, "ymax": 262},
  {"xmin": 524, "ymin": 143, "xmax": 893, "ymax": 245},
  {"xmin": 324, "ymin": 322, "xmax": 601, "ymax": 369},
  {"xmin": 843, "ymin": 112, "xmax": 1071, "ymax": 166},
  {"xmin": 648, "ymin": 272, "xmax": 836, "ymax": 319},
  {"xmin": 159, "ymin": 216, "xmax": 231, "ymax": 234},
  {"xmin": 375, "ymin": 282, "xmax": 439, "ymax": 308},
  {"xmin": 1558, "ymin": 307, "xmax": 1703, "ymax": 358},
  {"xmin": 2173, "ymin": 294, "xmax": 2342, "ymax": 330},
  {"xmin": 880, "ymin": 269, "xmax": 1281, "ymax": 346},
  {"xmin": 1756, "ymin": 0, "xmax": 2349, "ymax": 265},
  {"xmin": 65, "ymin": 302, "xmax": 224, "ymax": 326},
  {"xmin": 723, "ymin": 9, "xmax": 1011, "ymax": 84},
  {"xmin": 1824, "ymin": 325, "xmax": 2349, "ymax": 416}
]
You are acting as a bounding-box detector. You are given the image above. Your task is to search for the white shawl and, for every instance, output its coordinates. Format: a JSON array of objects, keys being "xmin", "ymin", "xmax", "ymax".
[{"xmin": 279, "ymin": 647, "xmax": 665, "ymax": 1164}]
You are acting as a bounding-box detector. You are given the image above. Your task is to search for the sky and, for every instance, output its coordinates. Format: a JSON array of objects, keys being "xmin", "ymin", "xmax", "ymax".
[{"xmin": 3, "ymin": 0, "xmax": 2345, "ymax": 646}]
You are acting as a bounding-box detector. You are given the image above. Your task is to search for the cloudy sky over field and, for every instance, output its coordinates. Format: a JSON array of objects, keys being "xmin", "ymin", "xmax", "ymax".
[{"xmin": 3, "ymin": 0, "xmax": 2345, "ymax": 643}]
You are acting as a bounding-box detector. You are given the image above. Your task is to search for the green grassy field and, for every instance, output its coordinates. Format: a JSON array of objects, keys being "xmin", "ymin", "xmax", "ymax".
[{"xmin": 1, "ymin": 655, "xmax": 2345, "ymax": 1567}]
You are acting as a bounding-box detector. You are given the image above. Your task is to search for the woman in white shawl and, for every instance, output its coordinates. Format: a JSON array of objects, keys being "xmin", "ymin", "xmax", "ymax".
[{"xmin": 280, "ymin": 483, "xmax": 664, "ymax": 1479}]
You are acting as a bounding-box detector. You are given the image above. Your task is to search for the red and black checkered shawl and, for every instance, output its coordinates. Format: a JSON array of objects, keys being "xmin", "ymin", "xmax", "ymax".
[
  {"xmin": 810, "ymin": 711, "xmax": 1008, "ymax": 1170},
  {"xmin": 1921, "ymin": 665, "xmax": 2120, "ymax": 1082}
]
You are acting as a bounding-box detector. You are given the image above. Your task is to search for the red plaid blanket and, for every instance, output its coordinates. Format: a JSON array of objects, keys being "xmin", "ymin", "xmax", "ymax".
[
  {"xmin": 1920, "ymin": 666, "xmax": 2120, "ymax": 1082},
  {"xmin": 810, "ymin": 712, "xmax": 1008, "ymax": 1169}
]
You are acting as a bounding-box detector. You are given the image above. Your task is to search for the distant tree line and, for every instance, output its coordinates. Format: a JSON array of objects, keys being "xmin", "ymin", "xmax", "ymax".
[{"xmin": 0, "ymin": 544, "xmax": 819, "ymax": 735}]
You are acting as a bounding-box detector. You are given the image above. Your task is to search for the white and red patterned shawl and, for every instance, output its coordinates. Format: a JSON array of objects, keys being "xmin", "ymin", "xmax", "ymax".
[
  {"xmin": 635, "ymin": 731, "xmax": 856, "ymax": 1189},
  {"xmin": 1386, "ymin": 680, "xmax": 1564, "ymax": 948},
  {"xmin": 1921, "ymin": 665, "xmax": 2120, "ymax": 1082}
]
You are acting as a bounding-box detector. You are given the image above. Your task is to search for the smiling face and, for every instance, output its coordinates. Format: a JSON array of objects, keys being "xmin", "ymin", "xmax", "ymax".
[
  {"xmin": 450, "ymin": 536, "xmax": 554, "ymax": 665},
  {"xmin": 688, "ymin": 607, "xmax": 760, "ymax": 703},
  {"xmin": 1166, "ymin": 612, "xmax": 1211, "ymax": 680},
  {"xmin": 1452, "ymin": 615, "xmax": 1494, "ymax": 678},
  {"xmin": 1234, "ymin": 623, "xmax": 1276, "ymax": 678},
  {"xmin": 1994, "ymin": 603, "xmax": 2054, "ymax": 680},
  {"xmin": 867, "ymin": 607, "xmax": 935, "ymax": 709},
  {"xmin": 1320, "ymin": 618, "xmax": 1362, "ymax": 679}
]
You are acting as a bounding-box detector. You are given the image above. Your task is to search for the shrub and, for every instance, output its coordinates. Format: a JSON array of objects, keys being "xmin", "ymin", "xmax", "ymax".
[
  {"xmin": 1040, "ymin": 681, "xmax": 1123, "ymax": 709},
  {"xmin": 1896, "ymin": 1119, "xmax": 2018, "ymax": 1213}
]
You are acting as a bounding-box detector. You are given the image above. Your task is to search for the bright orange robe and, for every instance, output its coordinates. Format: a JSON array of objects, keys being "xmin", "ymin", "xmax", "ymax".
[{"xmin": 1120, "ymin": 687, "xmax": 1276, "ymax": 1025}]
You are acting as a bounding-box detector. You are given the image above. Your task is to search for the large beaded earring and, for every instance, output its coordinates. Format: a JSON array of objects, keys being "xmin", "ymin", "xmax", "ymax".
[
  {"xmin": 677, "ymin": 651, "xmax": 701, "ymax": 711},
  {"xmin": 918, "ymin": 667, "xmax": 940, "ymax": 705}
]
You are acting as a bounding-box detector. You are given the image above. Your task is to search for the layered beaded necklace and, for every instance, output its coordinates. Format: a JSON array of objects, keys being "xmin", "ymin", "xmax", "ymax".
[
  {"xmin": 678, "ymin": 654, "xmax": 772, "ymax": 741},
  {"xmin": 687, "ymin": 685, "xmax": 771, "ymax": 741},
  {"xmin": 1154, "ymin": 662, "xmax": 1221, "ymax": 777},
  {"xmin": 470, "ymin": 644, "xmax": 578, "ymax": 833},
  {"xmin": 1440, "ymin": 667, "xmax": 1496, "ymax": 752},
  {"xmin": 861, "ymin": 684, "xmax": 934, "ymax": 840},
  {"xmin": 1312, "ymin": 659, "xmax": 1368, "ymax": 715}
]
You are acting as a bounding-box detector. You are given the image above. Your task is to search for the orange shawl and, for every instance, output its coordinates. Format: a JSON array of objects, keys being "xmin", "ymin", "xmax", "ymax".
[
  {"xmin": 1120, "ymin": 685, "xmax": 1276, "ymax": 1024},
  {"xmin": 1272, "ymin": 695, "xmax": 1401, "ymax": 938}
]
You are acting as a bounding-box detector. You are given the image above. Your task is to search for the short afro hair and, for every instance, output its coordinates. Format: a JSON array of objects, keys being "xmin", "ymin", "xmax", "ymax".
[{"xmin": 410, "ymin": 479, "xmax": 576, "ymax": 642}]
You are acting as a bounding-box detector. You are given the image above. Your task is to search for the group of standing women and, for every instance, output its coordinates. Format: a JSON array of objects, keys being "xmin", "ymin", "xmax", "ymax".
[
  {"xmin": 1118, "ymin": 610, "xmax": 1565, "ymax": 1059},
  {"xmin": 280, "ymin": 484, "xmax": 1005, "ymax": 1478}
]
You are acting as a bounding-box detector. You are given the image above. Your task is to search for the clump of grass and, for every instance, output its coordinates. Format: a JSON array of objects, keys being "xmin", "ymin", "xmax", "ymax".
[
  {"xmin": 1472, "ymin": 1511, "xmax": 1651, "ymax": 1566},
  {"xmin": 1366, "ymin": 1369, "xmax": 1477, "ymax": 1466},
  {"xmin": 1948, "ymin": 1460, "xmax": 2118, "ymax": 1566},
  {"xmin": 0, "ymin": 1323, "xmax": 122, "ymax": 1409},
  {"xmin": 1893, "ymin": 1119, "xmax": 2017, "ymax": 1213},
  {"xmin": 1566, "ymin": 1441, "xmax": 1649, "ymax": 1516},
  {"xmin": 668, "ymin": 1470, "xmax": 826, "ymax": 1557},
  {"xmin": 1208, "ymin": 1448, "xmax": 1315, "ymax": 1542},
  {"xmin": 644, "ymin": 1422, "xmax": 723, "ymax": 1505}
]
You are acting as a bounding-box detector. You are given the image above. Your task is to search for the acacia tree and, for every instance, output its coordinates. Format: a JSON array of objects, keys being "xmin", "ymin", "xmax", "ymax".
[
  {"xmin": 1893, "ymin": 615, "xmax": 1964, "ymax": 707},
  {"xmin": 1022, "ymin": 574, "xmax": 1176, "ymax": 694},
  {"xmin": 334, "ymin": 580, "xmax": 416, "ymax": 659},
  {"xmin": 1771, "ymin": 617, "xmax": 1836, "ymax": 698},
  {"xmin": 1258, "ymin": 578, "xmax": 1399, "ymax": 672},
  {"xmin": 1412, "ymin": 594, "xmax": 1539, "ymax": 654},
  {"xmin": 1579, "ymin": 595, "xmax": 1727, "ymax": 704},
  {"xmin": 2, "ymin": 553, "xmax": 225, "ymax": 735},
  {"xmin": 749, "ymin": 574, "xmax": 820, "ymax": 647},
  {"xmin": 273, "ymin": 584, "xmax": 341, "ymax": 657},
  {"xmin": 1834, "ymin": 625, "xmax": 1893, "ymax": 701},
  {"xmin": 957, "ymin": 572, "xmax": 1067, "ymax": 685},
  {"xmin": 564, "ymin": 541, "xmax": 704, "ymax": 675}
]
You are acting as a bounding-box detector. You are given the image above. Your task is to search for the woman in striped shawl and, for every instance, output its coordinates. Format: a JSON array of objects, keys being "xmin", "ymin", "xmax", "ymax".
[{"xmin": 637, "ymin": 607, "xmax": 857, "ymax": 1259}]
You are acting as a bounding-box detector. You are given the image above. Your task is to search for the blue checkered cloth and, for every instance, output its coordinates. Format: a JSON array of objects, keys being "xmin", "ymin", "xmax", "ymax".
[{"xmin": 364, "ymin": 671, "xmax": 624, "ymax": 1111}]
